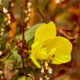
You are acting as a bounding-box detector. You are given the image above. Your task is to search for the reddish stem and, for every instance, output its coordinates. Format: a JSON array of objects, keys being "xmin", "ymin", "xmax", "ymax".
[
  {"xmin": 21, "ymin": 51, "xmax": 27, "ymax": 79},
  {"xmin": 20, "ymin": 0, "xmax": 27, "ymax": 79},
  {"xmin": 20, "ymin": 16, "xmax": 28, "ymax": 80}
]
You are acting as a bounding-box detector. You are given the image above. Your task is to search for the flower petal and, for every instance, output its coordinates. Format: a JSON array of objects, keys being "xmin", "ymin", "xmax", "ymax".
[
  {"xmin": 44, "ymin": 36, "xmax": 72, "ymax": 64},
  {"xmin": 51, "ymin": 36, "xmax": 72, "ymax": 64},
  {"xmin": 34, "ymin": 21, "xmax": 56, "ymax": 42},
  {"xmin": 30, "ymin": 42, "xmax": 41, "ymax": 68},
  {"xmin": 30, "ymin": 56, "xmax": 41, "ymax": 68}
]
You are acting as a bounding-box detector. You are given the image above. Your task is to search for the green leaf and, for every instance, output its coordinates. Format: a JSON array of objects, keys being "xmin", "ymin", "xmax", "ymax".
[
  {"xmin": 27, "ymin": 77, "xmax": 32, "ymax": 80},
  {"xmin": 18, "ymin": 67, "xmax": 32, "ymax": 74},
  {"xmin": 2, "ymin": 0, "xmax": 9, "ymax": 9},
  {"xmin": 0, "ymin": 13, "xmax": 4, "ymax": 29},
  {"xmin": 24, "ymin": 23, "xmax": 42, "ymax": 42},
  {"xmin": 18, "ymin": 23, "xmax": 42, "ymax": 42},
  {"xmin": 18, "ymin": 76, "xmax": 31, "ymax": 80},
  {"xmin": 0, "ymin": 33, "xmax": 8, "ymax": 51},
  {"xmin": 18, "ymin": 76, "xmax": 26, "ymax": 80}
]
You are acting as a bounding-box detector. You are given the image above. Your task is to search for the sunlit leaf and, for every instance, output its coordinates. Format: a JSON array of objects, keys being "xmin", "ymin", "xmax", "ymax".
[
  {"xmin": 18, "ymin": 76, "xmax": 31, "ymax": 80},
  {"xmin": 18, "ymin": 23, "xmax": 42, "ymax": 42}
]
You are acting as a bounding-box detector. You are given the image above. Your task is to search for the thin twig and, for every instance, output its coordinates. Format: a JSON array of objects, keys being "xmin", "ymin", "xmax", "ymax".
[
  {"xmin": 21, "ymin": 52, "xmax": 27, "ymax": 79},
  {"xmin": 30, "ymin": 72, "xmax": 35, "ymax": 80},
  {"xmin": 36, "ymin": 0, "xmax": 47, "ymax": 23},
  {"xmin": 59, "ymin": 29, "xmax": 78, "ymax": 40},
  {"xmin": 20, "ymin": 0, "xmax": 28, "ymax": 79},
  {"xmin": 37, "ymin": 8, "xmax": 47, "ymax": 23}
]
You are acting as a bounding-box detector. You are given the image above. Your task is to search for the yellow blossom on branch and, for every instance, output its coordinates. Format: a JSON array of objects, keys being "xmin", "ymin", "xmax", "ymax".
[{"xmin": 30, "ymin": 21, "xmax": 72, "ymax": 68}]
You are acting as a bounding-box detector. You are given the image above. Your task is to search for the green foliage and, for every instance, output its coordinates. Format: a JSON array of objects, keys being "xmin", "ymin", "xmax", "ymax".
[
  {"xmin": 24, "ymin": 23, "xmax": 42, "ymax": 42},
  {"xmin": 18, "ymin": 23, "xmax": 42, "ymax": 43},
  {"xmin": 0, "ymin": 13, "xmax": 4, "ymax": 29},
  {"xmin": 0, "ymin": 33, "xmax": 8, "ymax": 51},
  {"xmin": 18, "ymin": 76, "xmax": 26, "ymax": 80},
  {"xmin": 18, "ymin": 76, "xmax": 31, "ymax": 80},
  {"xmin": 2, "ymin": 0, "xmax": 9, "ymax": 9},
  {"xmin": 18, "ymin": 67, "xmax": 32, "ymax": 75}
]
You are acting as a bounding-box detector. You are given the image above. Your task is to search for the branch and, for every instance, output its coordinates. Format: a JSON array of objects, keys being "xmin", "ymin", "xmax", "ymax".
[
  {"xmin": 57, "ymin": 28, "xmax": 78, "ymax": 41},
  {"xmin": 37, "ymin": 8, "xmax": 47, "ymax": 23},
  {"xmin": 20, "ymin": 0, "xmax": 28, "ymax": 79}
]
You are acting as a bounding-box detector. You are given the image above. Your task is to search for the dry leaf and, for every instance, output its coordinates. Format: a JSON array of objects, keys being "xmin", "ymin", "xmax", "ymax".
[{"xmin": 8, "ymin": 21, "xmax": 16, "ymax": 38}]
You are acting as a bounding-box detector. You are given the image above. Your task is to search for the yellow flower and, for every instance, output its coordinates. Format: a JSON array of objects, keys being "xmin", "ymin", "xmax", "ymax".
[{"xmin": 30, "ymin": 21, "xmax": 72, "ymax": 68}]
